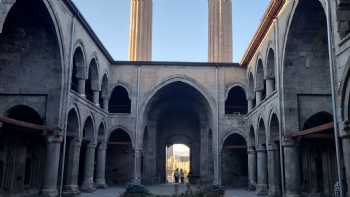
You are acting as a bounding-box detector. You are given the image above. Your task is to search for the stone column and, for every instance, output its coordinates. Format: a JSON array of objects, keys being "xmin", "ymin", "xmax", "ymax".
[
  {"xmin": 200, "ymin": 127, "xmax": 209, "ymax": 183},
  {"xmin": 248, "ymin": 99, "xmax": 254, "ymax": 112},
  {"xmin": 77, "ymin": 79, "xmax": 86, "ymax": 97},
  {"xmin": 256, "ymin": 145, "xmax": 268, "ymax": 196},
  {"xmin": 266, "ymin": 79, "xmax": 275, "ymax": 96},
  {"xmin": 133, "ymin": 149, "xmax": 142, "ymax": 184},
  {"xmin": 103, "ymin": 98, "xmax": 108, "ymax": 111},
  {"xmin": 63, "ymin": 139, "xmax": 81, "ymax": 195},
  {"xmin": 95, "ymin": 143, "xmax": 107, "ymax": 188},
  {"xmin": 256, "ymin": 90, "xmax": 263, "ymax": 105},
  {"xmin": 283, "ymin": 140, "xmax": 301, "ymax": 197},
  {"xmin": 247, "ymin": 147, "xmax": 257, "ymax": 190},
  {"xmin": 267, "ymin": 144, "xmax": 281, "ymax": 197},
  {"xmin": 81, "ymin": 143, "xmax": 96, "ymax": 192},
  {"xmin": 41, "ymin": 134, "xmax": 62, "ymax": 197},
  {"xmin": 92, "ymin": 91, "xmax": 100, "ymax": 106}
]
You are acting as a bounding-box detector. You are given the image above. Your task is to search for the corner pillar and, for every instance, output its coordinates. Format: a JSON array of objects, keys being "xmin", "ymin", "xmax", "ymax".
[
  {"xmin": 81, "ymin": 143, "xmax": 97, "ymax": 192},
  {"xmin": 95, "ymin": 143, "xmax": 107, "ymax": 188},
  {"xmin": 267, "ymin": 144, "xmax": 281, "ymax": 197},
  {"xmin": 133, "ymin": 148, "xmax": 142, "ymax": 184},
  {"xmin": 256, "ymin": 90, "xmax": 263, "ymax": 105},
  {"xmin": 283, "ymin": 140, "xmax": 301, "ymax": 197},
  {"xmin": 92, "ymin": 91, "xmax": 100, "ymax": 107},
  {"xmin": 41, "ymin": 133, "xmax": 63, "ymax": 197},
  {"xmin": 63, "ymin": 139, "xmax": 81, "ymax": 196},
  {"xmin": 248, "ymin": 147, "xmax": 257, "ymax": 190},
  {"xmin": 256, "ymin": 145, "xmax": 268, "ymax": 196},
  {"xmin": 266, "ymin": 79, "xmax": 275, "ymax": 96},
  {"xmin": 77, "ymin": 79, "xmax": 86, "ymax": 97}
]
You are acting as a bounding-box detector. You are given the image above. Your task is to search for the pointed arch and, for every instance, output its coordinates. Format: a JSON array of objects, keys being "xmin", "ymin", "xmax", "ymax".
[{"xmin": 108, "ymin": 85, "xmax": 131, "ymax": 113}]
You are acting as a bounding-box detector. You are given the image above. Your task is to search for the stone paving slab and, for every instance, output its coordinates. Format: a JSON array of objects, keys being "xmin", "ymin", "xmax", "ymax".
[{"xmin": 79, "ymin": 185, "xmax": 256, "ymax": 197}]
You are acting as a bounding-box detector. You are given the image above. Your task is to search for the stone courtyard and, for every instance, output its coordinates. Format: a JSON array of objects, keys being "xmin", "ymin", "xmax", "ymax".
[{"xmin": 80, "ymin": 185, "xmax": 256, "ymax": 197}]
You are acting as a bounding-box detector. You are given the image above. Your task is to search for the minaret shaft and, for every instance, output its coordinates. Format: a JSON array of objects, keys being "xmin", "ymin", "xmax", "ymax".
[
  {"xmin": 208, "ymin": 0, "xmax": 232, "ymax": 63},
  {"xmin": 128, "ymin": 0, "xmax": 152, "ymax": 61}
]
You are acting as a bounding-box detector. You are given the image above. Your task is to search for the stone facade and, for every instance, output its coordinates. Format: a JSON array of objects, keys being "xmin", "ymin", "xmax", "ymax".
[{"xmin": 0, "ymin": 0, "xmax": 350, "ymax": 197}]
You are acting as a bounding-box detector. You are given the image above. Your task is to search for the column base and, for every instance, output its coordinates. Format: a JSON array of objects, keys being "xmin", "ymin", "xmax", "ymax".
[
  {"xmin": 284, "ymin": 192, "xmax": 301, "ymax": 197},
  {"xmin": 248, "ymin": 183, "xmax": 256, "ymax": 191},
  {"xmin": 41, "ymin": 188, "xmax": 58, "ymax": 197},
  {"xmin": 62, "ymin": 185, "xmax": 80, "ymax": 197},
  {"xmin": 268, "ymin": 187, "xmax": 281, "ymax": 197},
  {"xmin": 256, "ymin": 184, "xmax": 268, "ymax": 196},
  {"xmin": 95, "ymin": 179, "xmax": 107, "ymax": 189},
  {"xmin": 80, "ymin": 182, "xmax": 96, "ymax": 193}
]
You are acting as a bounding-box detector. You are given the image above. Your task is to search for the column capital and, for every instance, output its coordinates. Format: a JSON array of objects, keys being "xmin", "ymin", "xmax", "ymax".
[
  {"xmin": 46, "ymin": 129, "xmax": 64, "ymax": 144},
  {"xmin": 256, "ymin": 146, "xmax": 267, "ymax": 152}
]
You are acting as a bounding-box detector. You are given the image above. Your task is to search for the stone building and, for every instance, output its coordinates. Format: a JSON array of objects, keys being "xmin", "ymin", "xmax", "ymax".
[{"xmin": 0, "ymin": 0, "xmax": 349, "ymax": 197}]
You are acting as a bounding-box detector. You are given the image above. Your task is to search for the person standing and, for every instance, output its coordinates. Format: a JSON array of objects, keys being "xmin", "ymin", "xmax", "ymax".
[
  {"xmin": 180, "ymin": 169, "xmax": 185, "ymax": 184},
  {"xmin": 174, "ymin": 168, "xmax": 179, "ymax": 183}
]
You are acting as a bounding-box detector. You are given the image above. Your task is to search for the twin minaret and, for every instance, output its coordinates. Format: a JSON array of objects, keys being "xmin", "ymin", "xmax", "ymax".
[{"xmin": 128, "ymin": 0, "xmax": 232, "ymax": 63}]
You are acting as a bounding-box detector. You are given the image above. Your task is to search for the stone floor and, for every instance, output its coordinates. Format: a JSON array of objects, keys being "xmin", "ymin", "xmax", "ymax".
[{"xmin": 80, "ymin": 185, "xmax": 256, "ymax": 197}]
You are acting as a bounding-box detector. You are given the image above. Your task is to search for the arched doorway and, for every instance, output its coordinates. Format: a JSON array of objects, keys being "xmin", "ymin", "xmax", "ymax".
[
  {"xmin": 142, "ymin": 81, "xmax": 213, "ymax": 184},
  {"xmin": 106, "ymin": 129, "xmax": 133, "ymax": 185},
  {"xmin": 225, "ymin": 87, "xmax": 248, "ymax": 114},
  {"xmin": 108, "ymin": 86, "xmax": 131, "ymax": 113},
  {"xmin": 165, "ymin": 144, "xmax": 190, "ymax": 183},
  {"xmin": 221, "ymin": 133, "xmax": 248, "ymax": 188},
  {"xmin": 0, "ymin": 105, "xmax": 46, "ymax": 196},
  {"xmin": 299, "ymin": 112, "xmax": 337, "ymax": 196}
]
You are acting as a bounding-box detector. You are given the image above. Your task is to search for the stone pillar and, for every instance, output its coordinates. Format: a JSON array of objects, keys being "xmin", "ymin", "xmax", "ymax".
[
  {"xmin": 63, "ymin": 139, "xmax": 81, "ymax": 195},
  {"xmin": 200, "ymin": 127, "xmax": 209, "ymax": 183},
  {"xmin": 95, "ymin": 143, "xmax": 107, "ymax": 188},
  {"xmin": 208, "ymin": 0, "xmax": 232, "ymax": 63},
  {"xmin": 248, "ymin": 99, "xmax": 254, "ymax": 112},
  {"xmin": 41, "ymin": 134, "xmax": 62, "ymax": 197},
  {"xmin": 267, "ymin": 144, "xmax": 281, "ymax": 197},
  {"xmin": 266, "ymin": 79, "xmax": 275, "ymax": 96},
  {"xmin": 256, "ymin": 90, "xmax": 263, "ymax": 105},
  {"xmin": 92, "ymin": 91, "xmax": 100, "ymax": 106},
  {"xmin": 133, "ymin": 149, "xmax": 142, "ymax": 184},
  {"xmin": 283, "ymin": 140, "xmax": 301, "ymax": 197},
  {"xmin": 128, "ymin": 0, "xmax": 152, "ymax": 61},
  {"xmin": 81, "ymin": 143, "xmax": 96, "ymax": 192},
  {"xmin": 256, "ymin": 145, "xmax": 268, "ymax": 196},
  {"xmin": 103, "ymin": 98, "xmax": 108, "ymax": 111},
  {"xmin": 77, "ymin": 79, "xmax": 86, "ymax": 97},
  {"xmin": 247, "ymin": 147, "xmax": 257, "ymax": 190}
]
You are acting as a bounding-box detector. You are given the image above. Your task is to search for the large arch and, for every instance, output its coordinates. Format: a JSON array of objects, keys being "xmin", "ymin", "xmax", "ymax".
[
  {"xmin": 0, "ymin": 105, "xmax": 46, "ymax": 196},
  {"xmin": 0, "ymin": 0, "xmax": 63, "ymax": 127},
  {"xmin": 221, "ymin": 133, "xmax": 248, "ymax": 188},
  {"xmin": 106, "ymin": 128, "xmax": 133, "ymax": 185},
  {"xmin": 141, "ymin": 80, "xmax": 214, "ymax": 184}
]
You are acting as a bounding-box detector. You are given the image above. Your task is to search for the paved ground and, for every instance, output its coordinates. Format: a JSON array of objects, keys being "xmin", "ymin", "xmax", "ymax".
[{"xmin": 80, "ymin": 185, "xmax": 256, "ymax": 197}]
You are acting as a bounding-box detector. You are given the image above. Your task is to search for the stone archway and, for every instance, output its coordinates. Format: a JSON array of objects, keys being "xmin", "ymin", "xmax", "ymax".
[
  {"xmin": 141, "ymin": 81, "xmax": 214, "ymax": 185},
  {"xmin": 221, "ymin": 133, "xmax": 248, "ymax": 188}
]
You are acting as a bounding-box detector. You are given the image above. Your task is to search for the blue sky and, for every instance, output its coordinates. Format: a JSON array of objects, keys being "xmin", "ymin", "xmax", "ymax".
[{"xmin": 72, "ymin": 0, "xmax": 270, "ymax": 62}]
